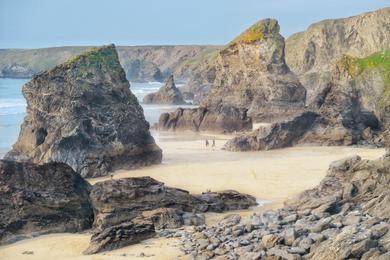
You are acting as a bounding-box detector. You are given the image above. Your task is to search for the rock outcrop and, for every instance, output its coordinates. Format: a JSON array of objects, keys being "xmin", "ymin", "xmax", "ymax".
[
  {"xmin": 225, "ymin": 50, "xmax": 389, "ymax": 151},
  {"xmin": 84, "ymin": 177, "xmax": 257, "ymax": 253},
  {"xmin": 158, "ymin": 105, "xmax": 252, "ymax": 133},
  {"xmin": 285, "ymin": 7, "xmax": 390, "ymax": 102},
  {"xmin": 143, "ymin": 75, "xmax": 186, "ymax": 104},
  {"xmin": 180, "ymin": 153, "xmax": 390, "ymax": 259},
  {"xmin": 0, "ymin": 160, "xmax": 93, "ymax": 245},
  {"xmin": 203, "ymin": 19, "xmax": 306, "ymax": 122},
  {"xmin": 5, "ymin": 44, "xmax": 162, "ymax": 178},
  {"xmin": 89, "ymin": 177, "xmax": 257, "ymax": 230}
]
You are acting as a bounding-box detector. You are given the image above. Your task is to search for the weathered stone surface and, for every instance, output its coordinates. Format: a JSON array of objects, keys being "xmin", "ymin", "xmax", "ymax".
[
  {"xmin": 203, "ymin": 19, "xmax": 306, "ymax": 122},
  {"xmin": 83, "ymin": 218, "xmax": 155, "ymax": 255},
  {"xmin": 90, "ymin": 177, "xmax": 257, "ymax": 230},
  {"xmin": 158, "ymin": 105, "xmax": 252, "ymax": 133},
  {"xmin": 5, "ymin": 44, "xmax": 162, "ymax": 178},
  {"xmin": 143, "ymin": 75, "xmax": 186, "ymax": 104},
  {"xmin": 0, "ymin": 160, "xmax": 93, "ymax": 245}
]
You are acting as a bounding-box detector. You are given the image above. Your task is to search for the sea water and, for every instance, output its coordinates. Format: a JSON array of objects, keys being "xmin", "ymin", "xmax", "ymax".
[{"xmin": 0, "ymin": 78, "xmax": 195, "ymax": 157}]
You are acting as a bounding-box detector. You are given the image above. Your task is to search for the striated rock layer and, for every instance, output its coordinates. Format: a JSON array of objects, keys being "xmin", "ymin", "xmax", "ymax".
[
  {"xmin": 0, "ymin": 160, "xmax": 93, "ymax": 245},
  {"xmin": 5, "ymin": 44, "xmax": 162, "ymax": 178},
  {"xmin": 143, "ymin": 75, "xmax": 186, "ymax": 104}
]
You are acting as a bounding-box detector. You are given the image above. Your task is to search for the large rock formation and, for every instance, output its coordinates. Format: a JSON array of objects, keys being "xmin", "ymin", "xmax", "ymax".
[
  {"xmin": 181, "ymin": 153, "xmax": 390, "ymax": 259},
  {"xmin": 5, "ymin": 44, "xmax": 162, "ymax": 178},
  {"xmin": 158, "ymin": 105, "xmax": 252, "ymax": 133},
  {"xmin": 203, "ymin": 19, "xmax": 306, "ymax": 122},
  {"xmin": 143, "ymin": 75, "xmax": 186, "ymax": 104},
  {"xmin": 225, "ymin": 50, "xmax": 389, "ymax": 151},
  {"xmin": 285, "ymin": 7, "xmax": 390, "ymax": 102},
  {"xmin": 157, "ymin": 19, "xmax": 306, "ymax": 132},
  {"xmin": 84, "ymin": 177, "xmax": 257, "ymax": 254},
  {"xmin": 89, "ymin": 177, "xmax": 257, "ymax": 230},
  {"xmin": 0, "ymin": 160, "xmax": 93, "ymax": 245}
]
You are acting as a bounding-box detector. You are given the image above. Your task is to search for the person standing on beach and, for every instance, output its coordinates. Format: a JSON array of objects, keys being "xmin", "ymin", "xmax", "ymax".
[
  {"xmin": 205, "ymin": 139, "xmax": 209, "ymax": 148},
  {"xmin": 212, "ymin": 139, "xmax": 216, "ymax": 150}
]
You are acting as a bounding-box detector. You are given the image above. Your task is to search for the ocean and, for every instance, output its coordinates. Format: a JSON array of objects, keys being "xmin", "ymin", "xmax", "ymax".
[{"xmin": 0, "ymin": 78, "xmax": 195, "ymax": 157}]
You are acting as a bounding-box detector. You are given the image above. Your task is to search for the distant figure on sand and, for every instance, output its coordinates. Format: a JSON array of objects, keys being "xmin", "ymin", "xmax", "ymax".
[
  {"xmin": 205, "ymin": 139, "xmax": 209, "ymax": 147},
  {"xmin": 212, "ymin": 139, "xmax": 216, "ymax": 150}
]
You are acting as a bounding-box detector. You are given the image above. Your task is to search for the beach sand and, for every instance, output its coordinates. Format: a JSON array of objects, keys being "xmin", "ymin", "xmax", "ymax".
[{"xmin": 0, "ymin": 131, "xmax": 385, "ymax": 260}]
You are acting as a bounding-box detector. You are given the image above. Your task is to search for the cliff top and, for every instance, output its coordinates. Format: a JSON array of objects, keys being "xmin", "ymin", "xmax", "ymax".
[{"xmin": 229, "ymin": 19, "xmax": 280, "ymax": 46}]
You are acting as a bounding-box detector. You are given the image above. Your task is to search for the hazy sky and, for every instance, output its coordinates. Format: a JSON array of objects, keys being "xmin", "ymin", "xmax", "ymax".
[{"xmin": 0, "ymin": 0, "xmax": 388, "ymax": 48}]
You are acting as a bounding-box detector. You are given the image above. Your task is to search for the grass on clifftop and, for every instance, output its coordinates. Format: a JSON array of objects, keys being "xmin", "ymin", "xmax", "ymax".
[
  {"xmin": 338, "ymin": 50, "xmax": 390, "ymax": 108},
  {"xmin": 65, "ymin": 44, "xmax": 125, "ymax": 80},
  {"xmin": 230, "ymin": 19, "xmax": 279, "ymax": 46}
]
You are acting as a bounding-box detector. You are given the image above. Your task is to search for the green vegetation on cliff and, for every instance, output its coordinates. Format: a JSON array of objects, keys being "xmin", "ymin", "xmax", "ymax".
[{"xmin": 338, "ymin": 50, "xmax": 390, "ymax": 108}]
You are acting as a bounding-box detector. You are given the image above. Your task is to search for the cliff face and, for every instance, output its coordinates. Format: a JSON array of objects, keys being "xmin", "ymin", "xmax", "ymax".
[
  {"xmin": 203, "ymin": 19, "xmax": 306, "ymax": 122},
  {"xmin": 224, "ymin": 50, "xmax": 389, "ymax": 151},
  {"xmin": 5, "ymin": 44, "xmax": 162, "ymax": 178},
  {"xmin": 0, "ymin": 45, "xmax": 221, "ymax": 82},
  {"xmin": 285, "ymin": 7, "xmax": 390, "ymax": 102},
  {"xmin": 143, "ymin": 75, "xmax": 186, "ymax": 105}
]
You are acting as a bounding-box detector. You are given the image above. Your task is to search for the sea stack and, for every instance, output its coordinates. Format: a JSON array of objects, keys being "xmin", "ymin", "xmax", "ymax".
[
  {"xmin": 204, "ymin": 19, "xmax": 306, "ymax": 122},
  {"xmin": 143, "ymin": 75, "xmax": 186, "ymax": 104},
  {"xmin": 5, "ymin": 44, "xmax": 162, "ymax": 178}
]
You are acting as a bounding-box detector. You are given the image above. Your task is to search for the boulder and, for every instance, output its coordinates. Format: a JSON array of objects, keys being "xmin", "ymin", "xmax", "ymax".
[
  {"xmin": 143, "ymin": 75, "xmax": 186, "ymax": 104},
  {"xmin": 5, "ymin": 44, "xmax": 162, "ymax": 178},
  {"xmin": 83, "ymin": 218, "xmax": 155, "ymax": 255},
  {"xmin": 0, "ymin": 160, "xmax": 93, "ymax": 245}
]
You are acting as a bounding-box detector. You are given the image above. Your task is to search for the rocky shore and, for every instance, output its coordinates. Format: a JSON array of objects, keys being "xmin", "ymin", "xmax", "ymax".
[
  {"xmin": 143, "ymin": 75, "xmax": 187, "ymax": 105},
  {"xmin": 178, "ymin": 152, "xmax": 390, "ymax": 259}
]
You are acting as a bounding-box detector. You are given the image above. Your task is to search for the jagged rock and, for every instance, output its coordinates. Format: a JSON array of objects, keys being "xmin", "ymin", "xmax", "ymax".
[
  {"xmin": 158, "ymin": 105, "xmax": 252, "ymax": 133},
  {"xmin": 224, "ymin": 112, "xmax": 319, "ymax": 151},
  {"xmin": 0, "ymin": 160, "xmax": 93, "ymax": 245},
  {"xmin": 90, "ymin": 177, "xmax": 257, "ymax": 230},
  {"xmin": 5, "ymin": 44, "xmax": 162, "ymax": 178},
  {"xmin": 203, "ymin": 19, "xmax": 306, "ymax": 122},
  {"xmin": 141, "ymin": 208, "xmax": 184, "ymax": 230},
  {"xmin": 143, "ymin": 75, "xmax": 186, "ymax": 104},
  {"xmin": 83, "ymin": 218, "xmax": 155, "ymax": 255}
]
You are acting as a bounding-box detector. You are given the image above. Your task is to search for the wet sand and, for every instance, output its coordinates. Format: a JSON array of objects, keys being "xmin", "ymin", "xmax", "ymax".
[{"xmin": 0, "ymin": 131, "xmax": 385, "ymax": 260}]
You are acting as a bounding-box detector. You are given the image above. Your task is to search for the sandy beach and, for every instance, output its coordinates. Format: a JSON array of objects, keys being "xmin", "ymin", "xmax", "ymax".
[{"xmin": 0, "ymin": 131, "xmax": 385, "ymax": 260}]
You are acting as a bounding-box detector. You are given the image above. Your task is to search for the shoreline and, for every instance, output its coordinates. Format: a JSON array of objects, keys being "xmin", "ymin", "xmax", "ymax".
[{"xmin": 0, "ymin": 132, "xmax": 386, "ymax": 260}]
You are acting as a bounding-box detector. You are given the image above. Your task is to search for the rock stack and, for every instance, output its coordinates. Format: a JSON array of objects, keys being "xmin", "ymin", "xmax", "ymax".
[
  {"xmin": 5, "ymin": 44, "xmax": 162, "ymax": 178},
  {"xmin": 143, "ymin": 75, "xmax": 187, "ymax": 104}
]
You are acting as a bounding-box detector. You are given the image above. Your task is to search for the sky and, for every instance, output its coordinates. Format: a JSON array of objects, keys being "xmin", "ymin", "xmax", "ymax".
[{"xmin": 0, "ymin": 0, "xmax": 388, "ymax": 48}]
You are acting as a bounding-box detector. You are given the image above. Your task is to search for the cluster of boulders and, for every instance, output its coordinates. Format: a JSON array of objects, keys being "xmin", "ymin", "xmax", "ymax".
[{"xmin": 179, "ymin": 154, "xmax": 390, "ymax": 259}]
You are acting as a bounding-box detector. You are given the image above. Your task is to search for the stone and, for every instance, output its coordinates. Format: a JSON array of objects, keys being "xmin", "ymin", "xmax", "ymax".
[
  {"xmin": 196, "ymin": 191, "xmax": 257, "ymax": 212},
  {"xmin": 262, "ymin": 234, "xmax": 281, "ymax": 249},
  {"xmin": 83, "ymin": 218, "xmax": 155, "ymax": 255},
  {"xmin": 143, "ymin": 75, "xmax": 187, "ymax": 105},
  {"xmin": 141, "ymin": 208, "xmax": 183, "ymax": 230},
  {"xmin": 0, "ymin": 160, "xmax": 93, "ymax": 245},
  {"xmin": 4, "ymin": 45, "xmax": 162, "ymax": 178}
]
